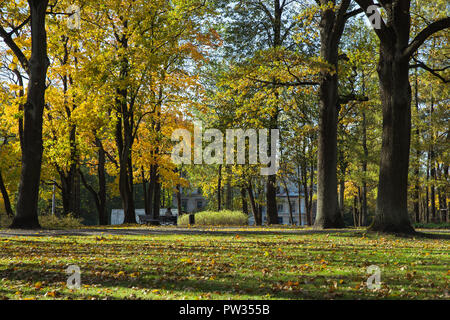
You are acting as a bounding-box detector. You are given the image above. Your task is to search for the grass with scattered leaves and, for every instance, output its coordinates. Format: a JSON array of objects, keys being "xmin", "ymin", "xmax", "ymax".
[{"xmin": 0, "ymin": 227, "xmax": 448, "ymax": 300}]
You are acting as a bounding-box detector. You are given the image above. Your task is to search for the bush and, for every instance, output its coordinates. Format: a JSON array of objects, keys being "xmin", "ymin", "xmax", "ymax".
[
  {"xmin": 413, "ymin": 222, "xmax": 450, "ymax": 229},
  {"xmin": 0, "ymin": 213, "xmax": 84, "ymax": 229},
  {"xmin": 178, "ymin": 210, "xmax": 248, "ymax": 226},
  {"xmin": 39, "ymin": 214, "xmax": 84, "ymax": 229}
]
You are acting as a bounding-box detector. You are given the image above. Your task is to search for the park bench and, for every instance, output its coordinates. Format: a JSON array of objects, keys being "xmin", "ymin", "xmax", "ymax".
[{"xmin": 138, "ymin": 215, "xmax": 177, "ymax": 226}]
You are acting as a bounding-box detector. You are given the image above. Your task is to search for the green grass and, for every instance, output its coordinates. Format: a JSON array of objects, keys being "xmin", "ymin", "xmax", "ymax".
[{"xmin": 0, "ymin": 227, "xmax": 448, "ymax": 300}]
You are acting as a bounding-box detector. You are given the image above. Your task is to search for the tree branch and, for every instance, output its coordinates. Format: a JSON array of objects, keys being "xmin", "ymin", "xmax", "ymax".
[
  {"xmin": 0, "ymin": 25, "xmax": 30, "ymax": 74},
  {"xmin": 403, "ymin": 17, "xmax": 450, "ymax": 59},
  {"xmin": 409, "ymin": 58, "xmax": 449, "ymax": 83}
]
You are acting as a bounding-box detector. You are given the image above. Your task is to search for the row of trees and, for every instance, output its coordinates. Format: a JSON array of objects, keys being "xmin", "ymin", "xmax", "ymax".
[
  {"xmin": 0, "ymin": 0, "xmax": 448, "ymax": 233},
  {"xmin": 0, "ymin": 0, "xmax": 215, "ymax": 226}
]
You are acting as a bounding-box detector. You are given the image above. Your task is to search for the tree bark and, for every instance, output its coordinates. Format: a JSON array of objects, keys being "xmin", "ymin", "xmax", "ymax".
[
  {"xmin": 356, "ymin": 0, "xmax": 450, "ymax": 234},
  {"xmin": 361, "ymin": 110, "xmax": 368, "ymax": 226},
  {"xmin": 314, "ymin": 0, "xmax": 349, "ymax": 229},
  {"xmin": 10, "ymin": 0, "xmax": 50, "ymax": 229},
  {"xmin": 413, "ymin": 72, "xmax": 421, "ymax": 223}
]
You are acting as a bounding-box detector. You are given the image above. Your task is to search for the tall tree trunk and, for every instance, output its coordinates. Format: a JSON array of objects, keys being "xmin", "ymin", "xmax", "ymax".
[
  {"xmin": 314, "ymin": 0, "xmax": 349, "ymax": 229},
  {"xmin": 11, "ymin": 0, "xmax": 50, "ymax": 229},
  {"xmin": 369, "ymin": 24, "xmax": 414, "ymax": 234},
  {"xmin": 429, "ymin": 99, "xmax": 436, "ymax": 222},
  {"xmin": 265, "ymin": 0, "xmax": 282, "ymax": 225},
  {"xmin": 79, "ymin": 137, "xmax": 107, "ymax": 225},
  {"xmin": 413, "ymin": 72, "xmax": 421, "ymax": 223},
  {"xmin": 265, "ymin": 113, "xmax": 279, "ymax": 224},
  {"xmin": 361, "ymin": 110, "xmax": 368, "ymax": 226},
  {"xmin": 355, "ymin": 0, "xmax": 450, "ymax": 233}
]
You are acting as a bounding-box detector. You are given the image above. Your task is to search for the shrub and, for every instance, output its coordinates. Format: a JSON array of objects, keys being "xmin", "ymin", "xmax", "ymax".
[
  {"xmin": 0, "ymin": 213, "xmax": 84, "ymax": 229},
  {"xmin": 178, "ymin": 210, "xmax": 248, "ymax": 226},
  {"xmin": 39, "ymin": 214, "xmax": 84, "ymax": 229},
  {"xmin": 413, "ymin": 222, "xmax": 450, "ymax": 229}
]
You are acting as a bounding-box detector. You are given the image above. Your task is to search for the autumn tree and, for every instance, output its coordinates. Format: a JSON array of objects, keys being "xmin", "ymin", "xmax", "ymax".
[
  {"xmin": 355, "ymin": 0, "xmax": 449, "ymax": 233},
  {"xmin": 0, "ymin": 0, "xmax": 50, "ymax": 228}
]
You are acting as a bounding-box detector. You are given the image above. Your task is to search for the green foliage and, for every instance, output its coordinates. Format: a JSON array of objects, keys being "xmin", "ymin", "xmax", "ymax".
[
  {"xmin": 414, "ymin": 222, "xmax": 450, "ymax": 230},
  {"xmin": 178, "ymin": 210, "xmax": 248, "ymax": 226}
]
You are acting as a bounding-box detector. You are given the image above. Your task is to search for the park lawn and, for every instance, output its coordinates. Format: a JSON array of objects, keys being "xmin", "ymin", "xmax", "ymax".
[{"xmin": 0, "ymin": 228, "xmax": 448, "ymax": 300}]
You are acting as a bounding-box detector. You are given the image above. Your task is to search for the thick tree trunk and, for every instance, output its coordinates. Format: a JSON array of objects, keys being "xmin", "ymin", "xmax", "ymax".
[
  {"xmin": 314, "ymin": 1, "xmax": 347, "ymax": 229},
  {"xmin": 11, "ymin": 0, "xmax": 50, "ymax": 229},
  {"xmin": 354, "ymin": 0, "xmax": 450, "ymax": 233},
  {"xmin": 369, "ymin": 42, "xmax": 414, "ymax": 233}
]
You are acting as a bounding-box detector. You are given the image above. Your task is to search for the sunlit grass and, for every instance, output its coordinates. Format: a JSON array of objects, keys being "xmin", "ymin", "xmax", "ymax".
[{"xmin": 0, "ymin": 229, "xmax": 448, "ymax": 300}]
